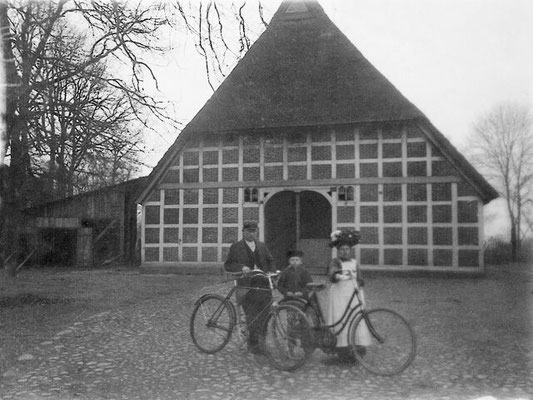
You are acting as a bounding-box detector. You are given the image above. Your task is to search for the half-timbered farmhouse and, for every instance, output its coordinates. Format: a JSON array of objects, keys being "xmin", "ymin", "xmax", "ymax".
[{"xmin": 137, "ymin": 1, "xmax": 498, "ymax": 274}]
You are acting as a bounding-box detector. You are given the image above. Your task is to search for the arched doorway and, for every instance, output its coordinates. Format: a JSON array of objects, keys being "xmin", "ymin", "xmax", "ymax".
[{"xmin": 265, "ymin": 190, "xmax": 331, "ymax": 274}]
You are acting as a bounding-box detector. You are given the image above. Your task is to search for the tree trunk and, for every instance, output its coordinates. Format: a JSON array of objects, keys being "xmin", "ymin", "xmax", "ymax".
[
  {"xmin": 0, "ymin": 3, "xmax": 23, "ymax": 265},
  {"xmin": 510, "ymin": 223, "xmax": 518, "ymax": 262}
]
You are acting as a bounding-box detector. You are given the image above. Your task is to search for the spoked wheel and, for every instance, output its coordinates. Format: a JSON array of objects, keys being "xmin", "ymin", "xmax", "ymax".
[
  {"xmin": 278, "ymin": 298, "xmax": 321, "ymax": 329},
  {"xmin": 349, "ymin": 308, "xmax": 416, "ymax": 376},
  {"xmin": 190, "ymin": 294, "xmax": 236, "ymax": 354},
  {"xmin": 262, "ymin": 304, "xmax": 314, "ymax": 371}
]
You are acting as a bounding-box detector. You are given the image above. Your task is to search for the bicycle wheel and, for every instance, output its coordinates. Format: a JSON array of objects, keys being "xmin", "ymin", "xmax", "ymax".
[
  {"xmin": 262, "ymin": 304, "xmax": 313, "ymax": 371},
  {"xmin": 190, "ymin": 294, "xmax": 236, "ymax": 354},
  {"xmin": 278, "ymin": 298, "xmax": 321, "ymax": 329},
  {"xmin": 349, "ymin": 308, "xmax": 416, "ymax": 376}
]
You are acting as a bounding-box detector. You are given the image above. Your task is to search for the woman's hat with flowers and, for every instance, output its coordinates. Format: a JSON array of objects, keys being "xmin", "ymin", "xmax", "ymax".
[{"xmin": 329, "ymin": 229, "xmax": 361, "ymax": 248}]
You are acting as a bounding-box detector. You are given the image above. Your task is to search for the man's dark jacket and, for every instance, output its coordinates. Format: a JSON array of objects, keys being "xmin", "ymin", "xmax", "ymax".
[
  {"xmin": 224, "ymin": 239, "xmax": 275, "ymax": 273},
  {"xmin": 223, "ymin": 239, "xmax": 275, "ymax": 345}
]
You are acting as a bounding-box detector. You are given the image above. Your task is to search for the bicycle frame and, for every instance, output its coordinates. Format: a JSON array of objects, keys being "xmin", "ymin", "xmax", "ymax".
[
  {"xmin": 286, "ymin": 281, "xmax": 372, "ymax": 340},
  {"xmin": 205, "ymin": 271, "xmax": 280, "ymax": 334}
]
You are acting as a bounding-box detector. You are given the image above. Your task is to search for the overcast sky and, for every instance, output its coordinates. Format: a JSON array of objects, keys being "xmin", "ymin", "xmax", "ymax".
[{"xmin": 145, "ymin": 0, "xmax": 533, "ymax": 172}]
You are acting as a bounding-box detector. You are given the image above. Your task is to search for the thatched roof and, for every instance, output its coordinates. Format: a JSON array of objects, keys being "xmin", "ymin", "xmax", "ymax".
[
  {"xmin": 137, "ymin": 0, "xmax": 498, "ymax": 204},
  {"xmin": 185, "ymin": 0, "xmax": 424, "ymax": 133}
]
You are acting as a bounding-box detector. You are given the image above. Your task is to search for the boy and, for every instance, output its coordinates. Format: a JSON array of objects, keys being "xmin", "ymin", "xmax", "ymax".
[{"xmin": 277, "ymin": 250, "xmax": 313, "ymax": 300}]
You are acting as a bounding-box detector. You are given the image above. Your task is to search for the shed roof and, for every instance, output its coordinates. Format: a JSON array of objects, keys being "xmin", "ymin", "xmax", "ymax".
[{"xmin": 137, "ymin": 0, "xmax": 498, "ymax": 204}]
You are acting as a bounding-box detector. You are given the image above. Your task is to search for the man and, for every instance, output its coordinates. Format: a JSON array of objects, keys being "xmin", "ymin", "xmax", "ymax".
[{"xmin": 224, "ymin": 220, "xmax": 275, "ymax": 354}]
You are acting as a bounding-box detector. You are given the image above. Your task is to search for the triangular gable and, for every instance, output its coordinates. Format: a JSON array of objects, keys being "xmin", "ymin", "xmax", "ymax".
[{"xmin": 136, "ymin": 0, "xmax": 498, "ymax": 205}]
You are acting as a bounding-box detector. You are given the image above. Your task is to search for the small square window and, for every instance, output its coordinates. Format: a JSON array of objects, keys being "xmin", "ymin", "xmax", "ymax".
[
  {"xmin": 338, "ymin": 186, "xmax": 354, "ymax": 201},
  {"xmin": 244, "ymin": 188, "xmax": 259, "ymax": 203}
]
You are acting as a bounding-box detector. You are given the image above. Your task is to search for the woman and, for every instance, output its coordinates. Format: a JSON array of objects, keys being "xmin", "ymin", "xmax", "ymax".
[{"xmin": 326, "ymin": 229, "xmax": 371, "ymax": 360}]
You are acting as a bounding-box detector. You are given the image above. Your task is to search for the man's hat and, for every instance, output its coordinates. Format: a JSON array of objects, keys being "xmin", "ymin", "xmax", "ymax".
[
  {"xmin": 242, "ymin": 220, "xmax": 258, "ymax": 230},
  {"xmin": 287, "ymin": 249, "xmax": 304, "ymax": 258}
]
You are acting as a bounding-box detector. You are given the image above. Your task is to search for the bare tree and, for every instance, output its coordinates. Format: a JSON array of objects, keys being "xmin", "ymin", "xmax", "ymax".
[
  {"xmin": 468, "ymin": 103, "xmax": 533, "ymax": 262},
  {"xmin": 0, "ymin": 0, "xmax": 172, "ymax": 264},
  {"xmin": 173, "ymin": 0, "xmax": 270, "ymax": 89},
  {"xmin": 0, "ymin": 0, "xmax": 271, "ymax": 267}
]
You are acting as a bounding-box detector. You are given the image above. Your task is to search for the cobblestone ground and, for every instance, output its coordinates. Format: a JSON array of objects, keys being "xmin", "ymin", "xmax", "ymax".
[{"xmin": 1, "ymin": 265, "xmax": 532, "ymax": 400}]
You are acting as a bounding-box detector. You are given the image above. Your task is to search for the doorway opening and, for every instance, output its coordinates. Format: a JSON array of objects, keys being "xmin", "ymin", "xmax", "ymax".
[{"xmin": 265, "ymin": 190, "xmax": 331, "ymax": 274}]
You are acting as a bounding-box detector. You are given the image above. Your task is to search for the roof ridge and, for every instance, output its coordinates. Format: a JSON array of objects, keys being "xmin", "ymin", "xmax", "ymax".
[{"xmin": 270, "ymin": 0, "xmax": 325, "ymax": 22}]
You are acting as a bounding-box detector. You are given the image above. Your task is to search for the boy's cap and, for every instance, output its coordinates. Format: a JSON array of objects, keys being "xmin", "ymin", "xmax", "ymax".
[
  {"xmin": 243, "ymin": 220, "xmax": 258, "ymax": 230},
  {"xmin": 287, "ymin": 249, "xmax": 304, "ymax": 258}
]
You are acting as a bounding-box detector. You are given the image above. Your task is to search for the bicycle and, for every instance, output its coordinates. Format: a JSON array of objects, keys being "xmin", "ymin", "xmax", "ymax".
[
  {"xmin": 279, "ymin": 280, "xmax": 416, "ymax": 376},
  {"xmin": 190, "ymin": 269, "xmax": 313, "ymax": 371}
]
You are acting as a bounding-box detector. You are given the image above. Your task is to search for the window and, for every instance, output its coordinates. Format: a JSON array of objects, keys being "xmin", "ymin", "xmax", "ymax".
[
  {"xmin": 244, "ymin": 188, "xmax": 259, "ymax": 203},
  {"xmin": 338, "ymin": 186, "xmax": 354, "ymax": 201}
]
